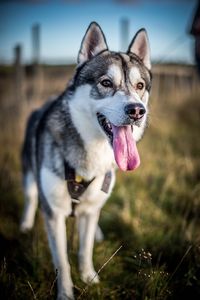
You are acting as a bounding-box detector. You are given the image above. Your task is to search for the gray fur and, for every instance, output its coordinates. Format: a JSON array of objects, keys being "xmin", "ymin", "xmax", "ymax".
[{"xmin": 22, "ymin": 92, "xmax": 87, "ymax": 215}]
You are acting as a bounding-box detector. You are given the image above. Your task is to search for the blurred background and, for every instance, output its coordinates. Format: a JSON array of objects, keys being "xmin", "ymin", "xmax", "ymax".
[{"xmin": 0, "ymin": 0, "xmax": 200, "ymax": 299}]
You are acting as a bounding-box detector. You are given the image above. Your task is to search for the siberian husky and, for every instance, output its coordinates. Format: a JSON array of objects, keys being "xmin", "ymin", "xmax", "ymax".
[{"xmin": 20, "ymin": 22, "xmax": 152, "ymax": 299}]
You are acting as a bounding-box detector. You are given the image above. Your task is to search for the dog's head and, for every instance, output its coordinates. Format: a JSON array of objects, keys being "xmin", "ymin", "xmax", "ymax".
[{"xmin": 69, "ymin": 22, "xmax": 152, "ymax": 171}]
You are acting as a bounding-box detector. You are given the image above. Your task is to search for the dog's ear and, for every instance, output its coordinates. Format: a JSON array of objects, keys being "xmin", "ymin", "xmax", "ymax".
[
  {"xmin": 78, "ymin": 22, "xmax": 108, "ymax": 65},
  {"xmin": 127, "ymin": 29, "xmax": 151, "ymax": 70}
]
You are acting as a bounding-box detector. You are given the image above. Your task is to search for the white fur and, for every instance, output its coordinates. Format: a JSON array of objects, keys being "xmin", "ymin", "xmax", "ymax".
[
  {"xmin": 20, "ymin": 171, "xmax": 38, "ymax": 232},
  {"xmin": 40, "ymin": 166, "xmax": 72, "ymax": 216},
  {"xmin": 41, "ymin": 168, "xmax": 74, "ymax": 298},
  {"xmin": 77, "ymin": 170, "xmax": 116, "ymax": 215},
  {"xmin": 68, "ymin": 85, "xmax": 115, "ymax": 179},
  {"xmin": 78, "ymin": 211, "xmax": 100, "ymax": 283},
  {"xmin": 132, "ymin": 123, "xmax": 146, "ymax": 141},
  {"xmin": 142, "ymin": 90, "xmax": 149, "ymax": 105},
  {"xmin": 120, "ymin": 53, "xmax": 130, "ymax": 62},
  {"xmin": 68, "ymin": 85, "xmax": 102, "ymax": 141},
  {"xmin": 107, "ymin": 64, "xmax": 122, "ymax": 86},
  {"xmin": 129, "ymin": 66, "xmax": 144, "ymax": 85},
  {"xmin": 77, "ymin": 171, "xmax": 115, "ymax": 283},
  {"xmin": 44, "ymin": 213, "xmax": 74, "ymax": 299}
]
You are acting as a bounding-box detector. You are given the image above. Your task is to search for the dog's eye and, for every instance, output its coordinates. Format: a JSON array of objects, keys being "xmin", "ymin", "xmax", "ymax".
[
  {"xmin": 137, "ymin": 82, "xmax": 144, "ymax": 90},
  {"xmin": 100, "ymin": 79, "xmax": 113, "ymax": 88}
]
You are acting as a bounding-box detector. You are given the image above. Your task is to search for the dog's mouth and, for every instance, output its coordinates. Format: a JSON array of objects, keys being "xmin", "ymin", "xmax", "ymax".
[
  {"xmin": 97, "ymin": 113, "xmax": 113, "ymax": 142},
  {"xmin": 97, "ymin": 113, "xmax": 140, "ymax": 171}
]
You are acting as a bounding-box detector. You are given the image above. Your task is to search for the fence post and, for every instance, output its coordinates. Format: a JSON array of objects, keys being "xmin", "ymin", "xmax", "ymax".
[
  {"xmin": 31, "ymin": 23, "xmax": 43, "ymax": 102},
  {"xmin": 14, "ymin": 44, "xmax": 25, "ymax": 105},
  {"xmin": 120, "ymin": 18, "xmax": 129, "ymax": 52}
]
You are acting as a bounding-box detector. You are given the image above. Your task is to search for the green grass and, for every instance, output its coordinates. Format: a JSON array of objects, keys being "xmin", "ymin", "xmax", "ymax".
[{"xmin": 0, "ymin": 72, "xmax": 200, "ymax": 299}]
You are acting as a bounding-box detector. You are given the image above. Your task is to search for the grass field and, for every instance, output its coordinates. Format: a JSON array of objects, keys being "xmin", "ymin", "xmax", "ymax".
[{"xmin": 0, "ymin": 65, "xmax": 200, "ymax": 300}]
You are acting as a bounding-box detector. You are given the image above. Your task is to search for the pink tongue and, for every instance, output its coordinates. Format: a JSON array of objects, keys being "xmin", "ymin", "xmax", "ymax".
[{"xmin": 112, "ymin": 124, "xmax": 140, "ymax": 171}]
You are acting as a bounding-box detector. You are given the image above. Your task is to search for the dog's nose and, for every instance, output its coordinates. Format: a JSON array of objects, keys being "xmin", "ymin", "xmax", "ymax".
[{"xmin": 125, "ymin": 103, "xmax": 146, "ymax": 120}]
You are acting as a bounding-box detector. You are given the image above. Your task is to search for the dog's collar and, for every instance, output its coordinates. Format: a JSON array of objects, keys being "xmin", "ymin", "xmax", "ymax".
[{"xmin": 64, "ymin": 161, "xmax": 112, "ymax": 216}]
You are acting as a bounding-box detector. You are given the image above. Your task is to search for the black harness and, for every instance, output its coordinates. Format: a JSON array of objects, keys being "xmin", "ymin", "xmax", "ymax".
[{"xmin": 64, "ymin": 161, "xmax": 112, "ymax": 216}]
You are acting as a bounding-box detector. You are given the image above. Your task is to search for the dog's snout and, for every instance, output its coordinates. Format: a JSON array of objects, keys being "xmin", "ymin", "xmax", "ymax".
[{"xmin": 125, "ymin": 103, "xmax": 146, "ymax": 120}]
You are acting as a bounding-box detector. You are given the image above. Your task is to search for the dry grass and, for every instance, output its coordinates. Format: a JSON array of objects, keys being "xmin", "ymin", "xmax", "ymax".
[{"xmin": 0, "ymin": 65, "xmax": 200, "ymax": 299}]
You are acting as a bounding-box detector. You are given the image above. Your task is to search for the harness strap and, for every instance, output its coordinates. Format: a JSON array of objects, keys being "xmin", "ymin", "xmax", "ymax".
[
  {"xmin": 64, "ymin": 161, "xmax": 112, "ymax": 216},
  {"xmin": 101, "ymin": 171, "xmax": 112, "ymax": 193}
]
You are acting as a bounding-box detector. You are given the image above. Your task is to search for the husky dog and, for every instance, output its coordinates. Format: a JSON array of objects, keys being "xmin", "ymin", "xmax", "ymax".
[{"xmin": 20, "ymin": 22, "xmax": 152, "ymax": 299}]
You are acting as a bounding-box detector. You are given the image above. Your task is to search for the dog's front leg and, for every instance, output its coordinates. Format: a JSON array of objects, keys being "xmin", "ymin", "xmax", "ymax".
[
  {"xmin": 78, "ymin": 210, "xmax": 100, "ymax": 283},
  {"xmin": 44, "ymin": 213, "xmax": 74, "ymax": 300}
]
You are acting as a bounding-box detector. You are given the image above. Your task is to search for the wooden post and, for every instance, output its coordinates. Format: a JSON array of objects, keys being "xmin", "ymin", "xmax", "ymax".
[
  {"xmin": 31, "ymin": 23, "xmax": 43, "ymax": 102},
  {"xmin": 120, "ymin": 18, "xmax": 129, "ymax": 52},
  {"xmin": 32, "ymin": 24, "xmax": 40, "ymax": 64},
  {"xmin": 14, "ymin": 44, "xmax": 25, "ymax": 104}
]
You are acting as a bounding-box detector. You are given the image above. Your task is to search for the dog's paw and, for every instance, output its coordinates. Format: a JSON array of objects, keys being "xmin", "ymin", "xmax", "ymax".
[{"xmin": 80, "ymin": 269, "xmax": 100, "ymax": 284}]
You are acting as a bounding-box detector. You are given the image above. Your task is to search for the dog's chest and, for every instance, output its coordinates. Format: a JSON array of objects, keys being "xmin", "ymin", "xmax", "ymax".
[{"xmin": 82, "ymin": 139, "xmax": 115, "ymax": 178}]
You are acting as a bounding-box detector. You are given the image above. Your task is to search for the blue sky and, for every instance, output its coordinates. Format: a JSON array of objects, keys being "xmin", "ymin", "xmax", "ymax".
[{"xmin": 0, "ymin": 0, "xmax": 197, "ymax": 64}]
